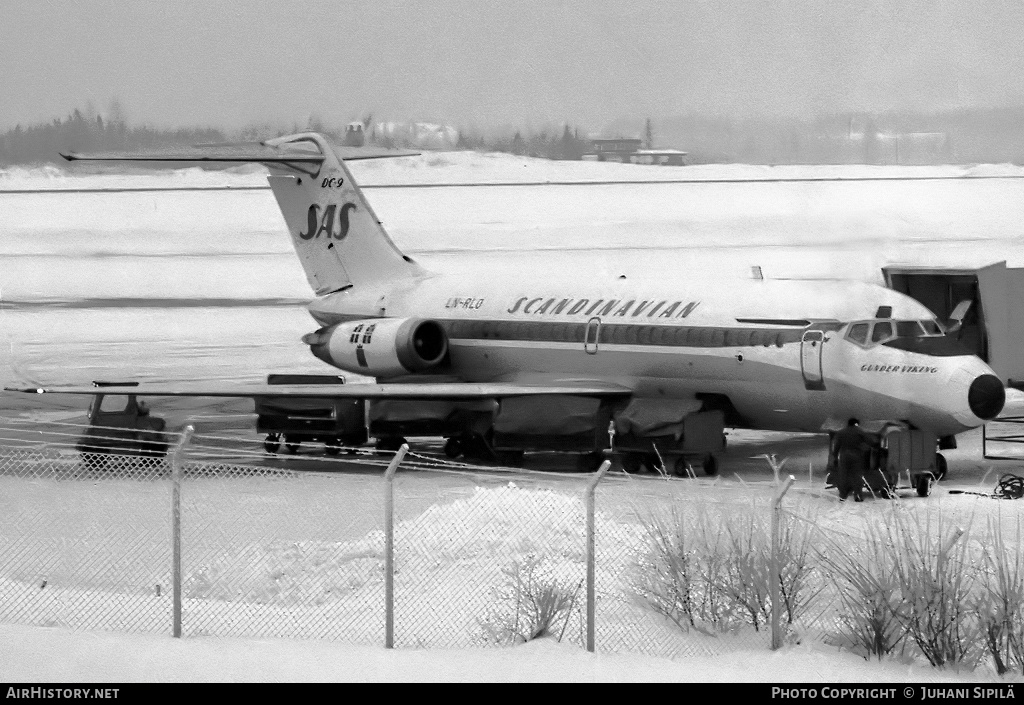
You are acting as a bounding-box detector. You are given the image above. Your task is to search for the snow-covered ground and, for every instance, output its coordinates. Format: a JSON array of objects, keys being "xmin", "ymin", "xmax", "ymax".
[
  {"xmin": 3, "ymin": 154, "xmax": 1024, "ymax": 305},
  {"xmin": 4, "ymin": 154, "xmax": 1024, "ymax": 681},
  {"xmin": 3, "ymin": 475, "xmax": 1023, "ymax": 683},
  {"xmin": 2, "ymin": 621, "xmax": 1003, "ymax": 683}
]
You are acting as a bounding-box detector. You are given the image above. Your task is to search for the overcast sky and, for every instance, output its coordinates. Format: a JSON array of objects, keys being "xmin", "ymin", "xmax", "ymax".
[{"xmin": 4, "ymin": 0, "xmax": 1024, "ymax": 132}]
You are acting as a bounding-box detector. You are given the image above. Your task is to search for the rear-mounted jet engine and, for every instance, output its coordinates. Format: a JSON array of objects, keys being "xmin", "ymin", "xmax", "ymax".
[{"xmin": 302, "ymin": 318, "xmax": 448, "ymax": 377}]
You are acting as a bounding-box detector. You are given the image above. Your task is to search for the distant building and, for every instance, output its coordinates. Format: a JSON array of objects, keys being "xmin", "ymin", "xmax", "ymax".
[
  {"xmin": 630, "ymin": 149, "xmax": 689, "ymax": 166},
  {"xmin": 591, "ymin": 138, "xmax": 643, "ymax": 160},
  {"xmin": 586, "ymin": 137, "xmax": 687, "ymax": 165}
]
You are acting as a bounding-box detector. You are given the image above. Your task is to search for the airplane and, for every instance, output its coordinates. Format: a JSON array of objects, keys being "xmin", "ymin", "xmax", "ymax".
[{"xmin": 5, "ymin": 132, "xmax": 1006, "ymax": 486}]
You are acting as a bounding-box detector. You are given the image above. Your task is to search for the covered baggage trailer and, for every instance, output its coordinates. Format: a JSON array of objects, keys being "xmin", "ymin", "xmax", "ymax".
[
  {"xmin": 825, "ymin": 422, "xmax": 946, "ymax": 498},
  {"xmin": 490, "ymin": 396, "xmax": 724, "ymax": 473},
  {"xmin": 491, "ymin": 395, "xmax": 615, "ymax": 468},
  {"xmin": 255, "ymin": 374, "xmax": 367, "ymax": 455},
  {"xmin": 367, "ymin": 398, "xmax": 497, "ymax": 454},
  {"xmin": 611, "ymin": 399, "xmax": 724, "ymax": 476}
]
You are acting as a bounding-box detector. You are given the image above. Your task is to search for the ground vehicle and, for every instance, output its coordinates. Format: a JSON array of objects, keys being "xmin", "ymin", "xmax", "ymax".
[
  {"xmin": 613, "ymin": 406, "xmax": 725, "ymax": 477},
  {"xmin": 484, "ymin": 396, "xmax": 723, "ymax": 473},
  {"xmin": 76, "ymin": 382, "xmax": 169, "ymax": 463},
  {"xmin": 825, "ymin": 423, "xmax": 947, "ymax": 497},
  {"xmin": 255, "ymin": 374, "xmax": 367, "ymax": 454},
  {"xmin": 369, "ymin": 398, "xmax": 497, "ymax": 454}
]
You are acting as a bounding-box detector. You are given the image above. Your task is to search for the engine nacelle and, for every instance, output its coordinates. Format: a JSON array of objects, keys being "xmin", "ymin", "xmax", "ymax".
[{"xmin": 303, "ymin": 318, "xmax": 448, "ymax": 377}]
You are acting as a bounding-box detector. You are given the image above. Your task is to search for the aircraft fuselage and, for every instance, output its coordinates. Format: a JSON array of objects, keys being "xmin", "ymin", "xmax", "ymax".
[{"xmin": 305, "ymin": 272, "xmax": 1004, "ymax": 438}]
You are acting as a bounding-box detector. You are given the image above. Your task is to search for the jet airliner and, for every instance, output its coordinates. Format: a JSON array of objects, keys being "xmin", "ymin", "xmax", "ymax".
[{"xmin": 6, "ymin": 133, "xmax": 1006, "ymax": 478}]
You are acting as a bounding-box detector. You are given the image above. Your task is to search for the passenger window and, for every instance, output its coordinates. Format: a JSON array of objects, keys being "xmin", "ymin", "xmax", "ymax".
[
  {"xmin": 847, "ymin": 323, "xmax": 869, "ymax": 345},
  {"xmin": 872, "ymin": 322, "xmax": 893, "ymax": 342}
]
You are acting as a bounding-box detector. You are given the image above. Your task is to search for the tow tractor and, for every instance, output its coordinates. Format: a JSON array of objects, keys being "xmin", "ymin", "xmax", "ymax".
[{"xmin": 76, "ymin": 381, "xmax": 169, "ymax": 464}]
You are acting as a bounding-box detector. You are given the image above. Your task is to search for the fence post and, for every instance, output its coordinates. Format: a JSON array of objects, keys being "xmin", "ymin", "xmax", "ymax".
[
  {"xmin": 585, "ymin": 459, "xmax": 611, "ymax": 653},
  {"xmin": 384, "ymin": 444, "xmax": 408, "ymax": 649},
  {"xmin": 169, "ymin": 424, "xmax": 194, "ymax": 639},
  {"xmin": 771, "ymin": 474, "xmax": 795, "ymax": 650}
]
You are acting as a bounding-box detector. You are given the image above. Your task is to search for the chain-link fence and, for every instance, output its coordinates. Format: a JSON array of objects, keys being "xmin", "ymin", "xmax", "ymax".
[
  {"xmin": 9, "ymin": 417, "xmax": 981, "ymax": 663},
  {"xmin": 0, "ymin": 417, "xmax": 175, "ymax": 635},
  {"xmin": 776, "ymin": 488, "xmax": 1024, "ymax": 669},
  {"xmin": 392, "ymin": 465, "xmax": 589, "ymax": 649},
  {"xmin": 592, "ymin": 477, "xmax": 790, "ymax": 657}
]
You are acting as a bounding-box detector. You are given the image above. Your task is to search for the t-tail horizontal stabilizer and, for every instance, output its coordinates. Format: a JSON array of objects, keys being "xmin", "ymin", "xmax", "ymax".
[{"xmin": 61, "ymin": 133, "xmax": 424, "ymax": 295}]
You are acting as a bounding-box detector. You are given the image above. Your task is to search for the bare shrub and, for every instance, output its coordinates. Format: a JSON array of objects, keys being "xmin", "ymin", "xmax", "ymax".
[
  {"xmin": 631, "ymin": 498, "xmax": 819, "ymax": 637},
  {"xmin": 974, "ymin": 515, "xmax": 1024, "ymax": 675},
  {"xmin": 630, "ymin": 505, "xmax": 732, "ymax": 634},
  {"xmin": 716, "ymin": 511, "xmax": 772, "ymax": 631},
  {"xmin": 775, "ymin": 507, "xmax": 824, "ymax": 628},
  {"xmin": 631, "ymin": 506, "xmax": 708, "ymax": 634},
  {"xmin": 816, "ymin": 522, "xmax": 907, "ymax": 659},
  {"xmin": 889, "ymin": 511, "xmax": 983, "ymax": 669},
  {"xmin": 479, "ymin": 554, "xmax": 583, "ymax": 645}
]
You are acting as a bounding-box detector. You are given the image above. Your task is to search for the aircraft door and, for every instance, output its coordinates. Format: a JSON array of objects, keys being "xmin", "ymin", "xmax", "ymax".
[
  {"xmin": 585, "ymin": 317, "xmax": 601, "ymax": 355},
  {"xmin": 800, "ymin": 330, "xmax": 826, "ymax": 391}
]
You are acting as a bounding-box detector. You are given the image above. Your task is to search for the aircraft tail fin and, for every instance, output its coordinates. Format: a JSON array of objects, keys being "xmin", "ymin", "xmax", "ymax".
[{"xmin": 62, "ymin": 134, "xmax": 425, "ymax": 295}]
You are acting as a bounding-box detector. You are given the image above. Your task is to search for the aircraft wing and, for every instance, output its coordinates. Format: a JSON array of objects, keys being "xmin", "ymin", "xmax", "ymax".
[{"xmin": 4, "ymin": 381, "xmax": 634, "ymax": 400}]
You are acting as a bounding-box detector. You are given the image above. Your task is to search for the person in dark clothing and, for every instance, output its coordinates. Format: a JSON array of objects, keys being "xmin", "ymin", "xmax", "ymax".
[{"xmin": 832, "ymin": 418, "xmax": 876, "ymax": 502}]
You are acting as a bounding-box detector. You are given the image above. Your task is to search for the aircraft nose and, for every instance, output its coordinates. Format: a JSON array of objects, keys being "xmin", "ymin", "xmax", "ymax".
[{"xmin": 968, "ymin": 374, "xmax": 1005, "ymax": 420}]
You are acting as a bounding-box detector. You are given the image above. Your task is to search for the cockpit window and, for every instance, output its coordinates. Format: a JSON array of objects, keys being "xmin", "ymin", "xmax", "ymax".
[
  {"xmin": 847, "ymin": 322, "xmax": 869, "ymax": 345},
  {"xmin": 847, "ymin": 318, "xmax": 946, "ymax": 348},
  {"xmin": 896, "ymin": 320, "xmax": 925, "ymax": 338},
  {"xmin": 871, "ymin": 321, "xmax": 893, "ymax": 343}
]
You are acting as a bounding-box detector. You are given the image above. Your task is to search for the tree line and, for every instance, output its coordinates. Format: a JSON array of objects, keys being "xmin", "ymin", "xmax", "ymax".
[
  {"xmin": 0, "ymin": 102, "xmax": 227, "ymax": 166},
  {"xmin": 2, "ymin": 102, "xmax": 1022, "ymax": 166}
]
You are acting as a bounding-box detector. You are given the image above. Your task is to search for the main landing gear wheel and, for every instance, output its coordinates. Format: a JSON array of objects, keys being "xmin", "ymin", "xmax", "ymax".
[
  {"xmin": 621, "ymin": 453, "xmax": 644, "ymax": 474},
  {"xmin": 444, "ymin": 436, "xmax": 464, "ymax": 459},
  {"xmin": 263, "ymin": 433, "xmax": 281, "ymax": 454},
  {"xmin": 916, "ymin": 474, "xmax": 933, "ymax": 497},
  {"xmin": 671, "ymin": 454, "xmax": 718, "ymax": 477},
  {"xmin": 284, "ymin": 439, "xmax": 301, "ymax": 454},
  {"xmin": 935, "ymin": 453, "xmax": 948, "ymax": 481}
]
